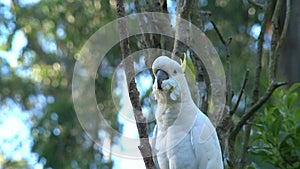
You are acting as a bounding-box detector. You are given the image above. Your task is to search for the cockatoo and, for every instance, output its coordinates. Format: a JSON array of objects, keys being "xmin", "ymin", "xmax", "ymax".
[{"xmin": 151, "ymin": 56, "xmax": 224, "ymax": 169}]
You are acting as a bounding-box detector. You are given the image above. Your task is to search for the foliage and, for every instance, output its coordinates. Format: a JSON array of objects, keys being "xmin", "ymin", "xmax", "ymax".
[
  {"xmin": 0, "ymin": 157, "xmax": 30, "ymax": 169},
  {"xmin": 1, "ymin": 0, "xmax": 117, "ymax": 168},
  {"xmin": 0, "ymin": 0, "xmax": 298, "ymax": 168},
  {"xmin": 249, "ymin": 84, "xmax": 300, "ymax": 169}
]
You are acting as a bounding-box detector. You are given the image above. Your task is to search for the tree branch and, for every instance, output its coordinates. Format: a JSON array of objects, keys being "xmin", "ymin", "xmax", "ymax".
[
  {"xmin": 237, "ymin": 2, "xmax": 277, "ymax": 167},
  {"xmin": 248, "ymin": 0, "xmax": 264, "ymax": 9},
  {"xmin": 204, "ymin": 12, "xmax": 234, "ymax": 160},
  {"xmin": 240, "ymin": 0, "xmax": 290, "ymax": 168},
  {"xmin": 231, "ymin": 81, "xmax": 287, "ymax": 138},
  {"xmin": 239, "ymin": 118, "xmax": 252, "ymax": 169},
  {"xmin": 228, "ymin": 1, "xmax": 290, "ymax": 167},
  {"xmin": 190, "ymin": 52, "xmax": 209, "ymax": 112},
  {"xmin": 275, "ymin": 0, "xmax": 291, "ymax": 65},
  {"xmin": 207, "ymin": 14, "xmax": 233, "ymax": 107},
  {"xmin": 199, "ymin": 2, "xmax": 290, "ymax": 169},
  {"xmin": 189, "ymin": 2, "xmax": 208, "ymax": 112},
  {"xmin": 207, "ymin": 14, "xmax": 227, "ymax": 45},
  {"xmin": 252, "ymin": 0, "xmax": 274, "ymax": 104},
  {"xmin": 172, "ymin": 0, "xmax": 195, "ymax": 62},
  {"xmin": 228, "ymin": 81, "xmax": 287, "ymax": 168},
  {"xmin": 269, "ymin": 0, "xmax": 283, "ymax": 82},
  {"xmin": 116, "ymin": 1, "xmax": 156, "ymax": 168},
  {"xmin": 203, "ymin": 13, "xmax": 232, "ymax": 108},
  {"xmin": 237, "ymin": 4, "xmax": 274, "ymax": 166},
  {"xmin": 231, "ymin": 70, "xmax": 249, "ymax": 115},
  {"xmin": 191, "ymin": 0, "xmax": 204, "ymax": 31},
  {"xmin": 211, "ymin": 17, "xmax": 231, "ymax": 105},
  {"xmin": 134, "ymin": 0, "xmax": 152, "ymax": 50},
  {"xmin": 133, "ymin": 1, "xmax": 162, "ymax": 67}
]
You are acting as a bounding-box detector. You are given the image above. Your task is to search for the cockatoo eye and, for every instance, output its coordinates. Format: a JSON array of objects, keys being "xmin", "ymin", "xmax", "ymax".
[{"xmin": 156, "ymin": 69, "xmax": 169, "ymax": 90}]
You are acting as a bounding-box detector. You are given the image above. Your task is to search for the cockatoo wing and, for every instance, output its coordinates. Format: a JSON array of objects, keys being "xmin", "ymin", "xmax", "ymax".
[{"xmin": 191, "ymin": 110, "xmax": 224, "ymax": 169}]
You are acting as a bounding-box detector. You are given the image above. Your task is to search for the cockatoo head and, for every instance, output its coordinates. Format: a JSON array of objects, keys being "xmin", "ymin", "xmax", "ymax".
[
  {"xmin": 152, "ymin": 56, "xmax": 184, "ymax": 89},
  {"xmin": 152, "ymin": 56, "xmax": 191, "ymax": 102}
]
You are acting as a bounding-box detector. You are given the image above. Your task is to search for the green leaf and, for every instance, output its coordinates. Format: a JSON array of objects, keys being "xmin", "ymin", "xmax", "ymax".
[
  {"xmin": 0, "ymin": 45, "xmax": 8, "ymax": 50},
  {"xmin": 273, "ymin": 108, "xmax": 283, "ymax": 118},
  {"xmin": 295, "ymin": 123, "xmax": 300, "ymax": 137},
  {"xmin": 186, "ymin": 54, "xmax": 196, "ymax": 78},
  {"xmin": 181, "ymin": 53, "xmax": 187, "ymax": 72},
  {"xmin": 287, "ymin": 92, "xmax": 298, "ymax": 110},
  {"xmin": 250, "ymin": 148, "xmax": 273, "ymax": 156},
  {"xmin": 246, "ymin": 165, "xmax": 256, "ymax": 169},
  {"xmin": 295, "ymin": 108, "xmax": 300, "ymax": 122},
  {"xmin": 287, "ymin": 83, "xmax": 300, "ymax": 95},
  {"xmin": 279, "ymin": 134, "xmax": 300, "ymax": 164},
  {"xmin": 272, "ymin": 117, "xmax": 282, "ymax": 137}
]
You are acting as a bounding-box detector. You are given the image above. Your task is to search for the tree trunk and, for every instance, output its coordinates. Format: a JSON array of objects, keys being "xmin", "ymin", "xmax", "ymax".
[
  {"xmin": 281, "ymin": 0, "xmax": 300, "ymax": 87},
  {"xmin": 116, "ymin": 0, "xmax": 156, "ymax": 168}
]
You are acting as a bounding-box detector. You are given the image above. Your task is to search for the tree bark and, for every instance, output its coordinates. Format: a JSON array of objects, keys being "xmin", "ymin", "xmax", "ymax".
[
  {"xmin": 281, "ymin": 0, "xmax": 300, "ymax": 88},
  {"xmin": 116, "ymin": 1, "xmax": 156, "ymax": 168},
  {"xmin": 172, "ymin": 0, "xmax": 195, "ymax": 62}
]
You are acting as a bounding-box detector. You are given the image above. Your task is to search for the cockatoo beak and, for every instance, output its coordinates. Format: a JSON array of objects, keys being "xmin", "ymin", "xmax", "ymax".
[{"xmin": 156, "ymin": 69, "xmax": 169, "ymax": 90}]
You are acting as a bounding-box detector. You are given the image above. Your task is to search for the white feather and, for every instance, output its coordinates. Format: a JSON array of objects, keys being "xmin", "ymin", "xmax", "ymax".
[{"xmin": 151, "ymin": 56, "xmax": 224, "ymax": 169}]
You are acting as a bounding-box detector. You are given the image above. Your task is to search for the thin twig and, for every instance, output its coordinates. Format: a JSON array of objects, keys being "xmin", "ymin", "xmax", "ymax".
[
  {"xmin": 207, "ymin": 14, "xmax": 233, "ymax": 107},
  {"xmin": 199, "ymin": 10, "xmax": 212, "ymax": 16},
  {"xmin": 248, "ymin": 0, "xmax": 264, "ymax": 9},
  {"xmin": 207, "ymin": 15, "xmax": 227, "ymax": 45},
  {"xmin": 231, "ymin": 70, "xmax": 249, "ymax": 115}
]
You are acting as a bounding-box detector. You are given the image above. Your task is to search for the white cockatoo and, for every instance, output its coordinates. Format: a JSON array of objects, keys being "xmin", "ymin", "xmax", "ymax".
[{"xmin": 151, "ymin": 56, "xmax": 224, "ymax": 169}]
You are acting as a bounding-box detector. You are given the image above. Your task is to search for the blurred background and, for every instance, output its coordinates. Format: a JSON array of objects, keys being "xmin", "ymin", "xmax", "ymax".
[{"xmin": 0, "ymin": 0, "xmax": 299, "ymax": 169}]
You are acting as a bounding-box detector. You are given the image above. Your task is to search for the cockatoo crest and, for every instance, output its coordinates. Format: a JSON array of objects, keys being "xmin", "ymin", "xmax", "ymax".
[{"xmin": 180, "ymin": 53, "xmax": 187, "ymax": 73}]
